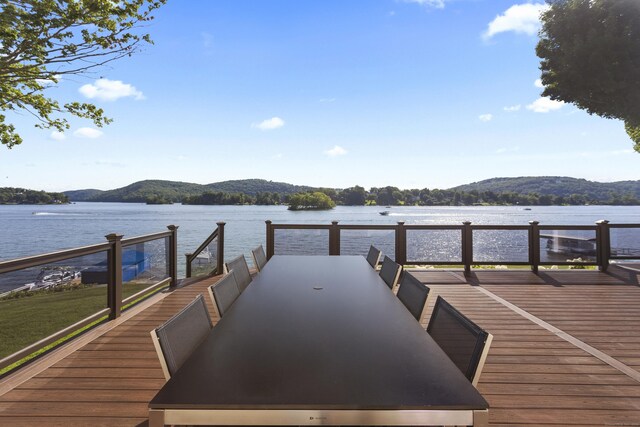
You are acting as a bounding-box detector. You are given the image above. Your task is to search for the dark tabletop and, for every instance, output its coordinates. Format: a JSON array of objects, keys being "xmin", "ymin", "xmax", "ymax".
[{"xmin": 150, "ymin": 255, "xmax": 488, "ymax": 410}]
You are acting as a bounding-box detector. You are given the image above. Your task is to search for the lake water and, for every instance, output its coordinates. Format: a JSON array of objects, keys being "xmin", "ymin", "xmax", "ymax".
[{"xmin": 1, "ymin": 203, "xmax": 639, "ymax": 291}]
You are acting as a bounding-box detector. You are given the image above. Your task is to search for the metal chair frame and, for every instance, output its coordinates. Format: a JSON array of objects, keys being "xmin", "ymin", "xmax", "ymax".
[
  {"xmin": 150, "ymin": 294, "xmax": 212, "ymax": 380},
  {"xmin": 207, "ymin": 270, "xmax": 241, "ymax": 318},
  {"xmin": 427, "ymin": 296, "xmax": 493, "ymax": 387}
]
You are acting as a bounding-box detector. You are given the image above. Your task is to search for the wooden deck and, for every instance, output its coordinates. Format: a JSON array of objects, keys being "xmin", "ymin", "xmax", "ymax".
[{"xmin": 1, "ymin": 265, "xmax": 640, "ymax": 426}]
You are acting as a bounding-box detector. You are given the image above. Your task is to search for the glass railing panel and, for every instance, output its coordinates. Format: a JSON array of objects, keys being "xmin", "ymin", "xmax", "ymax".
[
  {"xmin": 0, "ymin": 251, "xmax": 109, "ymax": 362},
  {"xmin": 610, "ymin": 226, "xmax": 640, "ymax": 260},
  {"xmin": 121, "ymin": 237, "xmax": 171, "ymax": 309},
  {"xmin": 340, "ymin": 229, "xmax": 395, "ymax": 261},
  {"xmin": 274, "ymin": 228, "xmax": 329, "ymax": 255},
  {"xmin": 189, "ymin": 236, "xmax": 219, "ymax": 279},
  {"xmin": 539, "ymin": 228, "xmax": 597, "ymax": 263},
  {"xmin": 473, "ymin": 229, "xmax": 529, "ymax": 263},
  {"xmin": 407, "ymin": 229, "xmax": 462, "ymax": 264}
]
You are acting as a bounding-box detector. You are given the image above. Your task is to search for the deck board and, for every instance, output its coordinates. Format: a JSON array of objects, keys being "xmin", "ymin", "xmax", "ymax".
[{"xmin": 1, "ymin": 269, "xmax": 640, "ymax": 426}]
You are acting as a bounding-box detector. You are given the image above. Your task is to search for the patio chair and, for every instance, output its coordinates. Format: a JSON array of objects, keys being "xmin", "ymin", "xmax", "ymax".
[
  {"xmin": 224, "ymin": 254, "xmax": 252, "ymax": 292},
  {"xmin": 396, "ymin": 271, "xmax": 431, "ymax": 322},
  {"xmin": 208, "ymin": 270, "xmax": 241, "ymax": 318},
  {"xmin": 251, "ymin": 245, "xmax": 268, "ymax": 272},
  {"xmin": 379, "ymin": 256, "xmax": 402, "ymax": 290},
  {"xmin": 427, "ymin": 296, "xmax": 493, "ymax": 387},
  {"xmin": 150, "ymin": 294, "xmax": 213, "ymax": 380},
  {"xmin": 365, "ymin": 245, "xmax": 382, "ymax": 269}
]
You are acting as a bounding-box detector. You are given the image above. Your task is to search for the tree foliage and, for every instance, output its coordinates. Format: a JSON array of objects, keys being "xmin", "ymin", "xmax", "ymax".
[
  {"xmin": 182, "ymin": 191, "xmax": 251, "ymax": 206},
  {"xmin": 0, "ymin": 0, "xmax": 166, "ymax": 148},
  {"xmin": 61, "ymin": 177, "xmax": 640, "ymax": 206},
  {"xmin": 0, "ymin": 187, "xmax": 68, "ymax": 204},
  {"xmin": 287, "ymin": 192, "xmax": 336, "ymax": 210},
  {"xmin": 340, "ymin": 186, "xmax": 367, "ymax": 205},
  {"xmin": 536, "ymin": 0, "xmax": 640, "ymax": 151}
]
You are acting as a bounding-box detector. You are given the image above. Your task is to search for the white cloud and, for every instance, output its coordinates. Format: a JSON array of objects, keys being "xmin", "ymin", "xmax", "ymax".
[
  {"xmin": 496, "ymin": 146, "xmax": 520, "ymax": 154},
  {"xmin": 401, "ymin": 0, "xmax": 446, "ymax": 8},
  {"xmin": 271, "ymin": 153, "xmax": 283, "ymax": 159},
  {"xmin": 483, "ymin": 3, "xmax": 549, "ymax": 40},
  {"xmin": 478, "ymin": 114, "xmax": 493, "ymax": 122},
  {"xmin": 526, "ymin": 97, "xmax": 565, "ymax": 113},
  {"xmin": 611, "ymin": 149, "xmax": 634, "ymax": 155},
  {"xmin": 79, "ymin": 78, "xmax": 145, "ymax": 101},
  {"xmin": 73, "ymin": 127, "xmax": 104, "ymax": 138},
  {"xmin": 252, "ymin": 117, "xmax": 285, "ymax": 131},
  {"xmin": 36, "ymin": 75, "xmax": 61, "ymax": 86},
  {"xmin": 324, "ymin": 145, "xmax": 347, "ymax": 157},
  {"xmin": 94, "ymin": 159, "xmax": 125, "ymax": 167},
  {"xmin": 534, "ymin": 78, "xmax": 544, "ymax": 88},
  {"xmin": 50, "ymin": 131, "xmax": 66, "ymax": 141},
  {"xmin": 504, "ymin": 104, "xmax": 521, "ymax": 112}
]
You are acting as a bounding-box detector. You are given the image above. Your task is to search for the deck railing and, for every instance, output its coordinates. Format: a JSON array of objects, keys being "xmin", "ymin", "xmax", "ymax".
[
  {"xmin": 0, "ymin": 226, "xmax": 179, "ymax": 375},
  {"xmin": 265, "ymin": 220, "xmax": 640, "ymax": 273},
  {"xmin": 185, "ymin": 221, "xmax": 225, "ymax": 279}
]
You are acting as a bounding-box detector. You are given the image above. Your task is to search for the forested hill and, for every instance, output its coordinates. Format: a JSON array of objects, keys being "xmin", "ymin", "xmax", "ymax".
[
  {"xmin": 65, "ymin": 179, "xmax": 317, "ymax": 202},
  {"xmin": 205, "ymin": 179, "xmax": 315, "ymax": 196},
  {"xmin": 62, "ymin": 189, "xmax": 104, "ymax": 201},
  {"xmin": 453, "ymin": 177, "xmax": 640, "ymax": 200},
  {"xmin": 62, "ymin": 176, "xmax": 640, "ymax": 205},
  {"xmin": 71, "ymin": 180, "xmax": 207, "ymax": 203}
]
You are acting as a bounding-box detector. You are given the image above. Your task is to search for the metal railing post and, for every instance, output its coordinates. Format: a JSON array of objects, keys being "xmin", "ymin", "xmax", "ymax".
[
  {"xmin": 216, "ymin": 221, "xmax": 225, "ymax": 275},
  {"xmin": 529, "ymin": 221, "xmax": 540, "ymax": 274},
  {"xmin": 330, "ymin": 221, "xmax": 340, "ymax": 255},
  {"xmin": 462, "ymin": 221, "xmax": 473, "ymax": 275},
  {"xmin": 265, "ymin": 220, "xmax": 274, "ymax": 259},
  {"xmin": 395, "ymin": 221, "xmax": 406, "ymax": 265},
  {"xmin": 105, "ymin": 233, "xmax": 123, "ymax": 320},
  {"xmin": 185, "ymin": 253, "xmax": 192, "ymax": 278},
  {"xmin": 167, "ymin": 225, "xmax": 178, "ymax": 287},
  {"xmin": 596, "ymin": 220, "xmax": 610, "ymax": 272}
]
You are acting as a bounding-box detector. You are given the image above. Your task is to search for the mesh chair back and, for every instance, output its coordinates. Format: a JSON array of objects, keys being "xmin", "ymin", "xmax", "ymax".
[
  {"xmin": 225, "ymin": 254, "xmax": 252, "ymax": 292},
  {"xmin": 251, "ymin": 245, "xmax": 268, "ymax": 272},
  {"xmin": 379, "ymin": 256, "xmax": 402, "ymax": 289},
  {"xmin": 396, "ymin": 272, "xmax": 430, "ymax": 321},
  {"xmin": 153, "ymin": 295, "xmax": 212, "ymax": 379},
  {"xmin": 209, "ymin": 270, "xmax": 241, "ymax": 317},
  {"xmin": 427, "ymin": 296, "xmax": 492, "ymax": 385},
  {"xmin": 366, "ymin": 245, "xmax": 382, "ymax": 269}
]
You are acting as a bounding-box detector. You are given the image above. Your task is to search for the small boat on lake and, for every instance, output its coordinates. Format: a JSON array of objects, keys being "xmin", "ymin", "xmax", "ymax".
[{"xmin": 379, "ymin": 211, "xmax": 390, "ymax": 216}]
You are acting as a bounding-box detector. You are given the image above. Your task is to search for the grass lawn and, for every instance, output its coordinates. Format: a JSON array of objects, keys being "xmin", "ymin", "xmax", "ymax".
[{"xmin": 0, "ymin": 282, "xmax": 153, "ymax": 361}]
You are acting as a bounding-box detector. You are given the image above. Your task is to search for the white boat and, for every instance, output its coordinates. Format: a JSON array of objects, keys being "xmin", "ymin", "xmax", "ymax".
[
  {"xmin": 194, "ymin": 247, "xmax": 213, "ymax": 265},
  {"xmin": 540, "ymin": 234, "xmax": 596, "ymax": 257}
]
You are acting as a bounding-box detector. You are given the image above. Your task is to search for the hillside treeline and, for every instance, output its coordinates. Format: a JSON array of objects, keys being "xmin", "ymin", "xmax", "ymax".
[
  {"xmin": 182, "ymin": 186, "xmax": 640, "ymax": 206},
  {"xmin": 0, "ymin": 188, "xmax": 69, "ymax": 204}
]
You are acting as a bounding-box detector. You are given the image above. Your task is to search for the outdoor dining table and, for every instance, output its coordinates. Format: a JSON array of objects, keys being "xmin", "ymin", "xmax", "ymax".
[{"xmin": 148, "ymin": 255, "xmax": 489, "ymax": 426}]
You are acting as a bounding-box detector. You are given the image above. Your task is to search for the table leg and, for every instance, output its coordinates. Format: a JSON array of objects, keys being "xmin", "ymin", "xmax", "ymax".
[
  {"xmin": 149, "ymin": 409, "xmax": 165, "ymax": 427},
  {"xmin": 473, "ymin": 409, "xmax": 489, "ymax": 427}
]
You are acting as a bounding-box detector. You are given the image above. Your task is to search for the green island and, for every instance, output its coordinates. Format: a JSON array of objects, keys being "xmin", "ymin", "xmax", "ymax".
[{"xmin": 287, "ymin": 192, "xmax": 336, "ymax": 210}]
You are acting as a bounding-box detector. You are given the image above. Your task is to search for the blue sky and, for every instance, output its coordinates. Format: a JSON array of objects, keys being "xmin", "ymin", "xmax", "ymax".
[{"xmin": 1, "ymin": 0, "xmax": 637, "ymax": 192}]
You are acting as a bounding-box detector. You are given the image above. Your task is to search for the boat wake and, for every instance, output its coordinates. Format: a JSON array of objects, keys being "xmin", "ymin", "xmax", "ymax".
[{"xmin": 32, "ymin": 212, "xmax": 83, "ymax": 216}]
